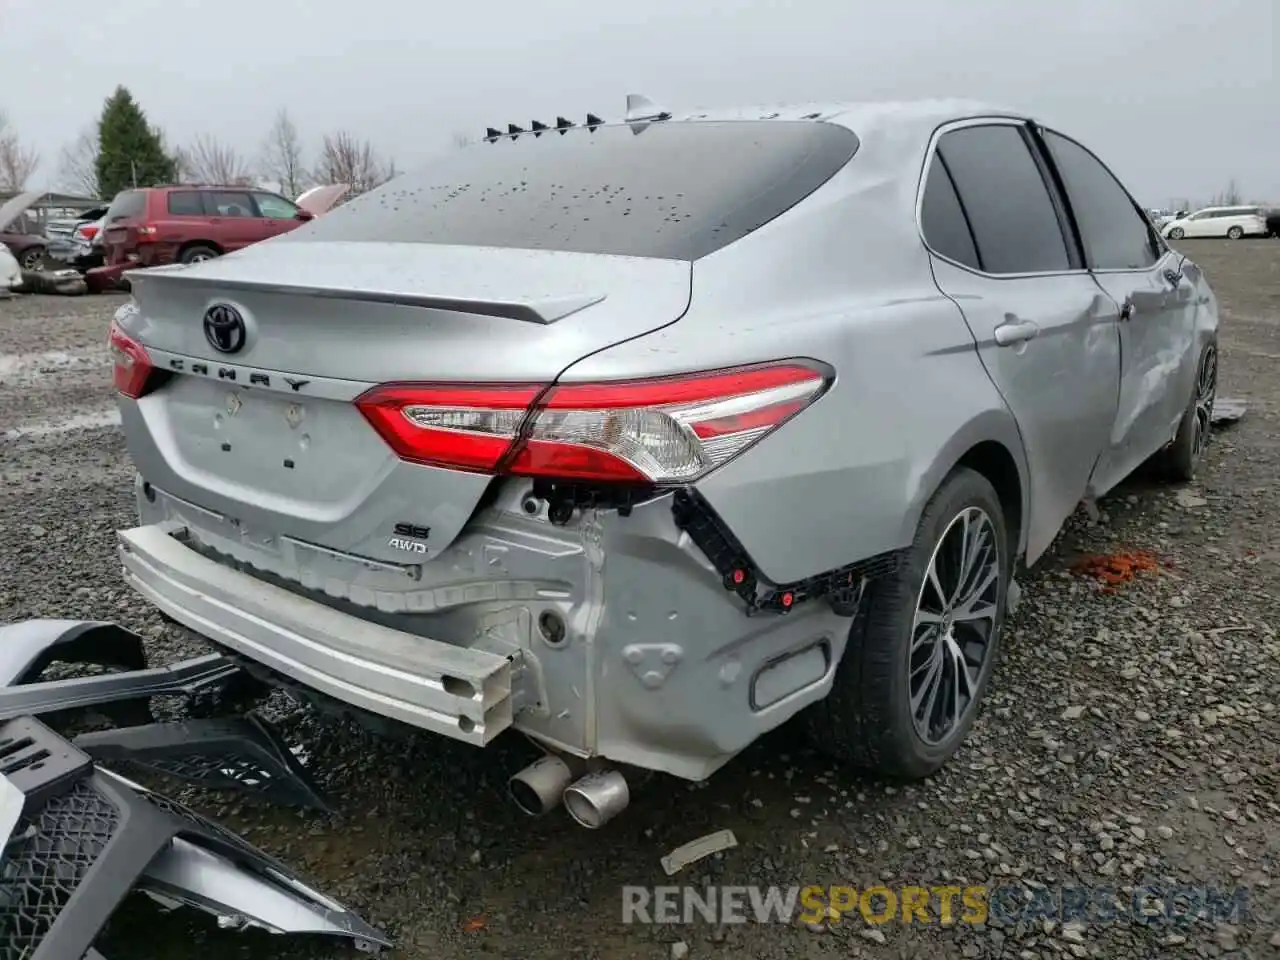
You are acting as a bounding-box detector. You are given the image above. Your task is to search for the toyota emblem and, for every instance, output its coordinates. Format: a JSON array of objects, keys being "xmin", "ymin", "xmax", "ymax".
[{"xmin": 203, "ymin": 303, "xmax": 246, "ymax": 354}]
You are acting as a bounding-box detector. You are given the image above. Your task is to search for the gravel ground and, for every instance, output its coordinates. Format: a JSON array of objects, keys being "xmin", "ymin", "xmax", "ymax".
[{"xmin": 1, "ymin": 239, "xmax": 1277, "ymax": 959}]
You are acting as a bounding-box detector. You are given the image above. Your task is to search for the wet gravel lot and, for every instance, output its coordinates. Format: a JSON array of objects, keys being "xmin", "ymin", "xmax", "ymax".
[{"xmin": 2, "ymin": 239, "xmax": 1278, "ymax": 959}]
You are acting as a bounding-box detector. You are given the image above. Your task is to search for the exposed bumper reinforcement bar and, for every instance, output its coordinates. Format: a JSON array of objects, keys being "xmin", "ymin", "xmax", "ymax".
[{"xmin": 117, "ymin": 523, "xmax": 515, "ymax": 745}]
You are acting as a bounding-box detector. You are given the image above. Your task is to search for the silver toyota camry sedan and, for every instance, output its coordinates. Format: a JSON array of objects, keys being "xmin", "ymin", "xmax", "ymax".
[{"xmin": 108, "ymin": 97, "xmax": 1219, "ymax": 827}]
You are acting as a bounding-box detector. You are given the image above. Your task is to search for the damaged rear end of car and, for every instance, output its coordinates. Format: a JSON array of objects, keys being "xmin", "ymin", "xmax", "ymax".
[{"xmin": 112, "ymin": 112, "xmax": 874, "ymax": 814}]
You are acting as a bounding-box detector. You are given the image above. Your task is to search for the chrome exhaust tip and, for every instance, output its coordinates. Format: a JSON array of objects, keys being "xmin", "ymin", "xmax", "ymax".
[
  {"xmin": 562, "ymin": 769, "xmax": 629, "ymax": 829},
  {"xmin": 508, "ymin": 755, "xmax": 574, "ymax": 816}
]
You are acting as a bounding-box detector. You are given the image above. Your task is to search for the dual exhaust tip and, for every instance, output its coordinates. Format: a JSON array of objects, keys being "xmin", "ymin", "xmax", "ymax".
[{"xmin": 509, "ymin": 755, "xmax": 629, "ymax": 829}]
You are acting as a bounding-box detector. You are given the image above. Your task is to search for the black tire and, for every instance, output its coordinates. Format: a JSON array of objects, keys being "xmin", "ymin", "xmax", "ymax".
[
  {"xmin": 1226, "ymin": 226, "xmax": 1244, "ymax": 240},
  {"xmin": 18, "ymin": 246, "xmax": 44, "ymax": 270},
  {"xmin": 1159, "ymin": 341, "xmax": 1217, "ymax": 482},
  {"xmin": 180, "ymin": 244, "xmax": 219, "ymax": 264},
  {"xmin": 806, "ymin": 466, "xmax": 1010, "ymax": 779},
  {"xmin": 1168, "ymin": 227, "xmax": 1185, "ymax": 240}
]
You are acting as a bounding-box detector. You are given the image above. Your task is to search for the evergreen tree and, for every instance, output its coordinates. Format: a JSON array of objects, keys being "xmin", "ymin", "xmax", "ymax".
[{"xmin": 95, "ymin": 86, "xmax": 176, "ymax": 198}]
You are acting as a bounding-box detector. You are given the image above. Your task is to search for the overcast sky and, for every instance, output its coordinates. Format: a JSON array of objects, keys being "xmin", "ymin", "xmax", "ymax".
[{"xmin": 1, "ymin": 0, "xmax": 1274, "ymax": 205}]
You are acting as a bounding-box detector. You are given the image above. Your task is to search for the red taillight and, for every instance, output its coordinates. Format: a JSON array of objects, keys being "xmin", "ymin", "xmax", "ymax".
[
  {"xmin": 355, "ymin": 383, "xmax": 543, "ymax": 472},
  {"xmin": 355, "ymin": 362, "xmax": 829, "ymax": 484},
  {"xmin": 108, "ymin": 320, "xmax": 155, "ymax": 398},
  {"xmin": 77, "ymin": 224, "xmax": 99, "ymax": 241}
]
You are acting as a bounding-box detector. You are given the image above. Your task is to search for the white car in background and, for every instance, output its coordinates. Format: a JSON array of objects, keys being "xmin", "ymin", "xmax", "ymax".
[
  {"xmin": 1162, "ymin": 205, "xmax": 1269, "ymax": 240},
  {"xmin": 0, "ymin": 242, "xmax": 20, "ymax": 291},
  {"xmin": 1146, "ymin": 208, "xmax": 1185, "ymax": 228}
]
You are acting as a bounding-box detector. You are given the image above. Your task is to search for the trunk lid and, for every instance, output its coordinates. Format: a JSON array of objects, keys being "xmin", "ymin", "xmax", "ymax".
[{"xmin": 118, "ymin": 240, "xmax": 690, "ymax": 563}]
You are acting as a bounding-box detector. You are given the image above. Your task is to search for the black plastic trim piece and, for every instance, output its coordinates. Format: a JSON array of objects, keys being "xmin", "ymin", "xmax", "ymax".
[
  {"xmin": 529, "ymin": 478, "xmax": 661, "ymax": 523},
  {"xmin": 671, "ymin": 488, "xmax": 902, "ymax": 616},
  {"xmin": 74, "ymin": 715, "xmax": 331, "ymax": 812}
]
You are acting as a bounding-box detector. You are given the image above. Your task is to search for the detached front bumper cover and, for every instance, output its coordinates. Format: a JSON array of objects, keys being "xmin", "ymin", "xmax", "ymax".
[{"xmin": 0, "ymin": 620, "xmax": 392, "ymax": 957}]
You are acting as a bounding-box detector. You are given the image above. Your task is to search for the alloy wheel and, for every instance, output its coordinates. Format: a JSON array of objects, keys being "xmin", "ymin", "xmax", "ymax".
[
  {"xmin": 909, "ymin": 507, "xmax": 1002, "ymax": 746},
  {"xmin": 1190, "ymin": 345, "xmax": 1217, "ymax": 461}
]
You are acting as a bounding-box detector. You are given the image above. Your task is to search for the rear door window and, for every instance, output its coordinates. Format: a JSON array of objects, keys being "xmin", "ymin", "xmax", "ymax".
[
  {"xmin": 935, "ymin": 124, "xmax": 1072, "ymax": 275},
  {"xmin": 288, "ymin": 120, "xmax": 860, "ymax": 260},
  {"xmin": 1041, "ymin": 130, "xmax": 1160, "ymax": 271},
  {"xmin": 254, "ymin": 193, "xmax": 300, "ymax": 218},
  {"xmin": 167, "ymin": 191, "xmax": 206, "ymax": 216},
  {"xmin": 205, "ymin": 191, "xmax": 257, "ymax": 217}
]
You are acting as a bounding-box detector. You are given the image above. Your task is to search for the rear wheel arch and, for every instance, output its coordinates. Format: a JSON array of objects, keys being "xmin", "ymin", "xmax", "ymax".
[
  {"xmin": 955, "ymin": 441, "xmax": 1024, "ymax": 560},
  {"xmin": 902, "ymin": 418, "xmax": 1029, "ymax": 562}
]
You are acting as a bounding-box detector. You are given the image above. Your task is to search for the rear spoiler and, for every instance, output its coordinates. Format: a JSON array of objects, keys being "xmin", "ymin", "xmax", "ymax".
[{"xmin": 125, "ymin": 268, "xmax": 606, "ymax": 325}]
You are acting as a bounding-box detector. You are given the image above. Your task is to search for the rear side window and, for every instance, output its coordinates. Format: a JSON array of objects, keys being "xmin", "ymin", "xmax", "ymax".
[
  {"xmin": 920, "ymin": 155, "xmax": 980, "ymax": 270},
  {"xmin": 1041, "ymin": 131, "xmax": 1159, "ymax": 271},
  {"xmin": 288, "ymin": 120, "xmax": 860, "ymax": 260},
  {"xmin": 167, "ymin": 191, "xmax": 205, "ymax": 216},
  {"xmin": 105, "ymin": 190, "xmax": 146, "ymax": 221},
  {"xmin": 936, "ymin": 125, "xmax": 1071, "ymax": 275}
]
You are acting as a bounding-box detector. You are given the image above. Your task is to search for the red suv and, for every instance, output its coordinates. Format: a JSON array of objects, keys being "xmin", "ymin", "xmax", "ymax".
[{"xmin": 100, "ymin": 185, "xmax": 318, "ymax": 268}]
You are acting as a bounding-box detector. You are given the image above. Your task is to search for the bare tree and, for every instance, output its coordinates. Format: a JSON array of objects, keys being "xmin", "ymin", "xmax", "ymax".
[
  {"xmin": 1211, "ymin": 179, "xmax": 1242, "ymax": 206},
  {"xmin": 261, "ymin": 109, "xmax": 308, "ymax": 198},
  {"xmin": 313, "ymin": 130, "xmax": 395, "ymax": 196},
  {"xmin": 182, "ymin": 134, "xmax": 253, "ymax": 185},
  {"xmin": 56, "ymin": 126, "xmax": 100, "ymax": 197},
  {"xmin": 171, "ymin": 145, "xmax": 193, "ymax": 184},
  {"xmin": 0, "ymin": 112, "xmax": 41, "ymax": 192},
  {"xmin": 452, "ymin": 131, "xmax": 474, "ymax": 149}
]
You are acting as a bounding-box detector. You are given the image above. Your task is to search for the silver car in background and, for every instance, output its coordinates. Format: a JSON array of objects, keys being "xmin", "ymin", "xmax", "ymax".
[{"xmin": 108, "ymin": 98, "xmax": 1219, "ymax": 827}]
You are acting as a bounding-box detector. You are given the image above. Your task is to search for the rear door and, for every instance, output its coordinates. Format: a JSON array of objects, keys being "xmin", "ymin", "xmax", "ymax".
[
  {"xmin": 922, "ymin": 120, "xmax": 1121, "ymax": 564},
  {"xmin": 251, "ymin": 192, "xmax": 303, "ymax": 239},
  {"xmin": 1037, "ymin": 128, "xmax": 1195, "ymax": 494},
  {"xmin": 201, "ymin": 189, "xmax": 263, "ymax": 250}
]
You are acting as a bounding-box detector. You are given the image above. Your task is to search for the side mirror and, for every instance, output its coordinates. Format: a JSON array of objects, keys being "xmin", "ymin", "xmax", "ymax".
[{"xmin": 295, "ymin": 210, "xmax": 315, "ymax": 222}]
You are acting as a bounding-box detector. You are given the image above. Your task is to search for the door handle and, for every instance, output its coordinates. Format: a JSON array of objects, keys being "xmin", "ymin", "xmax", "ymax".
[{"xmin": 993, "ymin": 319, "xmax": 1040, "ymax": 347}]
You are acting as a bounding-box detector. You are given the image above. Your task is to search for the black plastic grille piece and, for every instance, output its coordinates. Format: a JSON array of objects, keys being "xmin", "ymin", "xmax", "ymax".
[
  {"xmin": 135, "ymin": 787, "xmax": 245, "ymax": 849},
  {"xmin": 671, "ymin": 488, "xmax": 901, "ymax": 615},
  {"xmin": 0, "ymin": 781, "xmax": 119, "ymax": 960}
]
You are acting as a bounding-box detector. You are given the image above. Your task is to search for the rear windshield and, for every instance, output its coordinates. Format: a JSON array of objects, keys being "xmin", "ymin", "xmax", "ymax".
[
  {"xmin": 288, "ymin": 120, "xmax": 859, "ymax": 260},
  {"xmin": 105, "ymin": 190, "xmax": 147, "ymax": 221}
]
